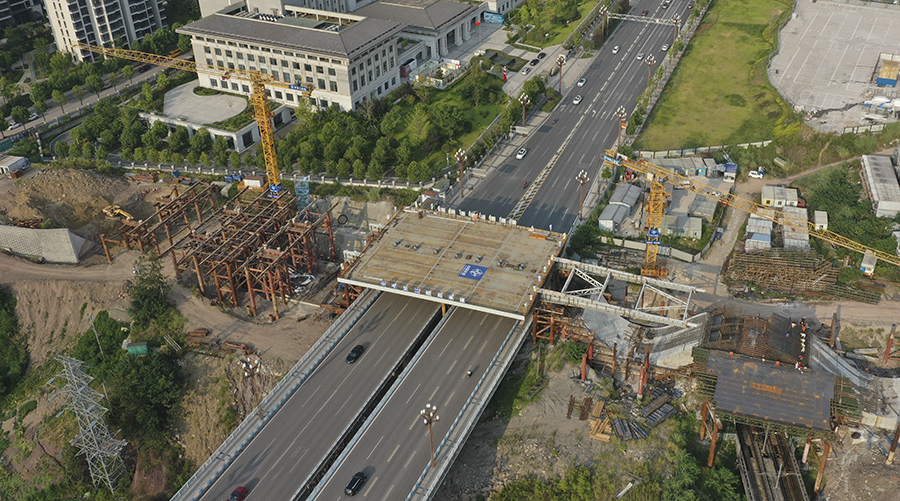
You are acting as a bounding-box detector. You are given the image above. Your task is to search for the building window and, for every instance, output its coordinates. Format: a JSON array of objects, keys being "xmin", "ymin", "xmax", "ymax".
[
  {"xmin": 262, "ymin": 47, "xmax": 271, "ymax": 52},
  {"xmin": 248, "ymin": 54, "xmax": 255, "ymax": 62},
  {"xmin": 293, "ymin": 62, "xmax": 300, "ymax": 70},
  {"xmin": 225, "ymin": 50, "xmax": 232, "ymax": 57},
  {"xmin": 282, "ymin": 72, "xmax": 290, "ymax": 81},
  {"xmin": 273, "ymin": 49, "xmax": 282, "ymax": 54},
  {"xmin": 328, "ymin": 68, "xmax": 336, "ymax": 76},
  {"xmin": 214, "ymin": 48, "xmax": 221, "ymax": 55},
  {"xmin": 316, "ymin": 66, "xmax": 324, "ymax": 74},
  {"xmin": 206, "ymin": 58, "xmax": 213, "ymax": 66},
  {"xmin": 269, "ymin": 57, "xmax": 276, "ymax": 65},
  {"xmin": 360, "ymin": 75, "xmax": 365, "ymax": 86},
  {"xmin": 274, "ymin": 90, "xmax": 282, "ymax": 99},
  {"xmin": 375, "ymin": 67, "xmax": 380, "ymax": 77},
  {"xmin": 285, "ymin": 51, "xmax": 294, "ymax": 57},
  {"xmin": 211, "ymin": 80, "xmax": 218, "ymax": 87},
  {"xmin": 237, "ymin": 52, "xmax": 243, "ymax": 59},
  {"xmin": 352, "ymin": 81, "xmax": 358, "ymax": 92},
  {"xmin": 227, "ymin": 62, "xmax": 235, "ymax": 69},
  {"xmin": 221, "ymin": 80, "xmax": 227, "ymax": 87},
  {"xmin": 217, "ymin": 60, "xmax": 224, "ymax": 67},
  {"xmin": 308, "ymin": 55, "xmax": 318, "ymax": 61},
  {"xmin": 329, "ymin": 81, "xmax": 338, "ymax": 92},
  {"xmin": 250, "ymin": 45, "xmax": 259, "ymax": 50},
  {"xmin": 281, "ymin": 60, "xmax": 288, "ymax": 67},
  {"xmin": 320, "ymin": 99, "xmax": 328, "ymax": 108},
  {"xmin": 306, "ymin": 76, "xmax": 313, "ymax": 84},
  {"xmin": 242, "ymin": 84, "xmax": 250, "ymax": 93},
  {"xmin": 231, "ymin": 82, "xmax": 239, "ymax": 91},
  {"xmin": 368, "ymin": 71, "xmax": 373, "ymax": 81},
  {"xmin": 305, "ymin": 64, "xmax": 312, "ymax": 72},
  {"xmin": 204, "ymin": 46, "xmax": 211, "ymax": 53},
  {"xmin": 391, "ymin": 77, "xmax": 396, "ymax": 85},
  {"xmin": 318, "ymin": 78, "xmax": 325, "ymax": 90},
  {"xmin": 238, "ymin": 64, "xmax": 245, "ymax": 70},
  {"xmin": 286, "ymin": 93, "xmax": 294, "ymax": 101}
]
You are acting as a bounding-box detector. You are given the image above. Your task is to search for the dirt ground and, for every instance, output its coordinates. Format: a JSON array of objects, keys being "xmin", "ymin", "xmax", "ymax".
[{"xmin": 821, "ymin": 427, "xmax": 900, "ymax": 501}]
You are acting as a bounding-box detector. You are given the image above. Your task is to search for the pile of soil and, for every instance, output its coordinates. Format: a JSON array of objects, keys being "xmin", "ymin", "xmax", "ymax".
[{"xmin": 0, "ymin": 169, "xmax": 149, "ymax": 231}]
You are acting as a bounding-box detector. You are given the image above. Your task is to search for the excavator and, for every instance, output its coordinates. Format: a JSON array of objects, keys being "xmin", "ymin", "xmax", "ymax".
[{"xmin": 102, "ymin": 205, "xmax": 134, "ymax": 220}]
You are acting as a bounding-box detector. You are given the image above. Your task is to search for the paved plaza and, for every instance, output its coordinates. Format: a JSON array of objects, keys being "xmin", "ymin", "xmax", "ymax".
[{"xmin": 770, "ymin": 0, "xmax": 900, "ymax": 131}]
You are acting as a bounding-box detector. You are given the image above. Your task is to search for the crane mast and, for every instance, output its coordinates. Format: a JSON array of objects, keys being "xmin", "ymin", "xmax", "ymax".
[
  {"xmin": 74, "ymin": 43, "xmax": 312, "ymax": 198},
  {"xmin": 603, "ymin": 149, "xmax": 900, "ymax": 270}
]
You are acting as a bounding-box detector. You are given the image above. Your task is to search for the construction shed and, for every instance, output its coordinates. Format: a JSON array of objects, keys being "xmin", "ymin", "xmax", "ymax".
[
  {"xmin": 761, "ymin": 185, "xmax": 799, "ymax": 208},
  {"xmin": 782, "ymin": 206, "xmax": 810, "ymax": 250},
  {"xmin": 877, "ymin": 59, "xmax": 899, "ymax": 87},
  {"xmin": 814, "ymin": 211, "xmax": 828, "ymax": 231},
  {"xmin": 861, "ymin": 154, "xmax": 900, "ymax": 218},
  {"xmin": 0, "ymin": 226, "xmax": 91, "ymax": 263},
  {"xmin": 745, "ymin": 233, "xmax": 771, "ymax": 251},
  {"xmin": 598, "ymin": 204, "xmax": 631, "ymax": 233},
  {"xmin": 860, "ymin": 250, "xmax": 877, "ymax": 276},
  {"xmin": 608, "ymin": 183, "xmax": 642, "ymax": 211},
  {"xmin": 662, "ymin": 214, "xmax": 702, "ymax": 239},
  {"xmin": 688, "ymin": 196, "xmax": 717, "ymax": 222},
  {"xmin": 0, "ymin": 154, "xmax": 28, "ymax": 177}
]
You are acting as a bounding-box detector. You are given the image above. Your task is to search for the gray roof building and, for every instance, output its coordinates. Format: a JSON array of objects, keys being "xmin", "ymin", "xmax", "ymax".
[
  {"xmin": 662, "ymin": 214, "xmax": 702, "ymax": 239},
  {"xmin": 688, "ymin": 195, "xmax": 717, "ymax": 222},
  {"xmin": 862, "ymin": 154, "xmax": 900, "ymax": 218},
  {"xmin": 608, "ymin": 183, "xmax": 642, "ymax": 212},
  {"xmin": 0, "ymin": 226, "xmax": 91, "ymax": 263},
  {"xmin": 357, "ymin": 0, "xmax": 475, "ymax": 32},
  {"xmin": 598, "ymin": 204, "xmax": 630, "ymax": 233}
]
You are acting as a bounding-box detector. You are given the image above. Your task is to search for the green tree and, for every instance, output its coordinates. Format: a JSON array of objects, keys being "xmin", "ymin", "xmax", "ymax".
[
  {"xmin": 0, "ymin": 285, "xmax": 29, "ymax": 398},
  {"xmin": 432, "ymin": 102, "xmax": 462, "ymax": 137},
  {"xmin": 11, "ymin": 106, "xmax": 28, "ymax": 125},
  {"xmin": 213, "ymin": 134, "xmax": 229, "ymax": 159},
  {"xmin": 128, "ymin": 252, "xmax": 172, "ymax": 326},
  {"xmin": 120, "ymin": 126, "xmax": 141, "ymax": 149},
  {"xmin": 33, "ymin": 99, "xmax": 48, "ymax": 118},
  {"xmin": 108, "ymin": 72, "xmax": 121, "ymax": 93},
  {"xmin": 199, "ymin": 152, "xmax": 211, "ymax": 166},
  {"xmin": 156, "ymin": 71, "xmax": 169, "ymax": 91},
  {"xmin": 380, "ymin": 107, "xmax": 402, "ymax": 136},
  {"xmin": 107, "ymin": 351, "xmax": 183, "ymax": 439},
  {"xmin": 142, "ymin": 130, "xmax": 161, "ymax": 149},
  {"xmin": 96, "ymin": 144, "xmax": 109, "ymax": 160},
  {"xmin": 123, "ymin": 64, "xmax": 135, "ymax": 84},
  {"xmin": 30, "ymin": 81, "xmax": 49, "ymax": 105},
  {"xmin": 55, "ymin": 141, "xmax": 70, "ymax": 158},
  {"xmin": 49, "ymin": 51, "xmax": 75, "ymax": 75},
  {"xmin": 0, "ymin": 120, "xmax": 7, "ymax": 138},
  {"xmin": 407, "ymin": 103, "xmax": 431, "ymax": 146},
  {"xmin": 368, "ymin": 158, "xmax": 385, "ymax": 180},
  {"xmin": 178, "ymin": 34, "xmax": 193, "ymax": 54},
  {"xmin": 52, "ymin": 89, "xmax": 68, "ymax": 113},
  {"xmin": 172, "ymin": 152, "xmax": 185, "ymax": 165},
  {"xmin": 352, "ymin": 158, "xmax": 366, "ymax": 178},
  {"xmin": 81, "ymin": 142, "xmax": 95, "ymax": 159},
  {"xmin": 186, "ymin": 151, "xmax": 199, "ymax": 165},
  {"xmin": 85, "ymin": 74, "xmax": 103, "ymax": 97},
  {"xmin": 190, "ymin": 127, "xmax": 213, "ymax": 152},
  {"xmin": 72, "ymin": 85, "xmax": 86, "ymax": 105},
  {"xmin": 120, "ymin": 147, "xmax": 134, "ymax": 161},
  {"xmin": 169, "ymin": 125, "xmax": 189, "ymax": 152},
  {"xmin": 229, "ymin": 151, "xmax": 242, "ymax": 170}
]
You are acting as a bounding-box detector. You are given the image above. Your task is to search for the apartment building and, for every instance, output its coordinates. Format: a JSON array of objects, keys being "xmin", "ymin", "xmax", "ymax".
[
  {"xmin": 0, "ymin": 0, "xmax": 42, "ymax": 30},
  {"xmin": 46, "ymin": 0, "xmax": 167, "ymax": 62},
  {"xmin": 177, "ymin": 3, "xmax": 404, "ymax": 111}
]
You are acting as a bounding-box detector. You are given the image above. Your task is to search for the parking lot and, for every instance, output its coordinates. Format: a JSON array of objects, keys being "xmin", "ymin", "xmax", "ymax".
[{"xmin": 770, "ymin": 0, "xmax": 900, "ymax": 130}]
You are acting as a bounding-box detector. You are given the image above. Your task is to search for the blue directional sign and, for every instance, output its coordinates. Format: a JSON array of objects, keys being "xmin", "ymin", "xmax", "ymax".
[
  {"xmin": 648, "ymin": 229, "xmax": 660, "ymax": 238},
  {"xmin": 602, "ymin": 154, "xmax": 621, "ymax": 166},
  {"xmin": 459, "ymin": 264, "xmax": 488, "ymax": 281},
  {"xmin": 289, "ymin": 84, "xmax": 311, "ymax": 92}
]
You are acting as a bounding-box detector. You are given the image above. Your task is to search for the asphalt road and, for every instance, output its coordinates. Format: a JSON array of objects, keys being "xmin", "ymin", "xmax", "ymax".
[
  {"xmin": 200, "ymin": 294, "xmax": 440, "ymax": 501},
  {"xmin": 459, "ymin": 0, "xmax": 696, "ymax": 231},
  {"xmin": 314, "ymin": 308, "xmax": 516, "ymax": 500}
]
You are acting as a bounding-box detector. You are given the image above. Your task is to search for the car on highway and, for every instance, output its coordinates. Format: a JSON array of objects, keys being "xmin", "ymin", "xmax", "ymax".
[
  {"xmin": 28, "ymin": 113, "xmax": 39, "ymax": 121},
  {"xmin": 345, "ymin": 471, "xmax": 367, "ymax": 495},
  {"xmin": 612, "ymin": 45, "xmax": 620, "ymax": 54},
  {"xmin": 577, "ymin": 77, "xmax": 586, "ymax": 87},
  {"xmin": 572, "ymin": 95, "xmax": 583, "ymax": 105},
  {"xmin": 641, "ymin": 9, "xmax": 649, "ymax": 16},
  {"xmin": 227, "ymin": 486, "xmax": 248, "ymax": 501},
  {"xmin": 516, "ymin": 148, "xmax": 528, "ymax": 159},
  {"xmin": 537, "ymin": 52, "xmax": 546, "ymax": 59},
  {"xmin": 7, "ymin": 122, "xmax": 21, "ymax": 129},
  {"xmin": 520, "ymin": 67, "xmax": 531, "ymax": 76},
  {"xmin": 661, "ymin": 44, "xmax": 670, "ymax": 52},
  {"xmin": 663, "ymin": 0, "xmax": 670, "ymax": 8},
  {"xmin": 346, "ymin": 344, "xmax": 365, "ymax": 364},
  {"xmin": 529, "ymin": 58, "xmax": 540, "ymax": 66},
  {"xmin": 636, "ymin": 52, "xmax": 645, "ymax": 61}
]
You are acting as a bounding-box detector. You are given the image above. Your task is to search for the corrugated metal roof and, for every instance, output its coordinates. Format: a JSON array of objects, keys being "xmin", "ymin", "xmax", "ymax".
[
  {"xmin": 0, "ymin": 226, "xmax": 90, "ymax": 264},
  {"xmin": 356, "ymin": 0, "xmax": 477, "ymax": 32},
  {"xmin": 707, "ymin": 351, "xmax": 833, "ymax": 431},
  {"xmin": 609, "ymin": 183, "xmax": 642, "ymax": 209},
  {"xmin": 689, "ymin": 196, "xmax": 717, "ymax": 221},
  {"xmin": 598, "ymin": 204, "xmax": 630, "ymax": 231},
  {"xmin": 862, "ymin": 154, "xmax": 900, "ymax": 217}
]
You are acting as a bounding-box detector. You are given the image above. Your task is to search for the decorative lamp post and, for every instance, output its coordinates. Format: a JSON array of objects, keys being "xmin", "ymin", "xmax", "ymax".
[
  {"xmin": 518, "ymin": 92, "xmax": 531, "ymax": 125},
  {"xmin": 455, "ymin": 148, "xmax": 467, "ymax": 199},
  {"xmin": 575, "ymin": 170, "xmax": 590, "ymax": 220},
  {"xmin": 614, "ymin": 106, "xmax": 628, "ymax": 151},
  {"xmin": 645, "ymin": 54, "xmax": 656, "ymax": 85},
  {"xmin": 671, "ymin": 15, "xmax": 681, "ymax": 47},
  {"xmin": 241, "ymin": 358, "xmax": 264, "ymax": 420},
  {"xmin": 556, "ymin": 54, "xmax": 566, "ymax": 95},
  {"xmin": 600, "ymin": 7, "xmax": 608, "ymax": 37},
  {"xmin": 420, "ymin": 403, "xmax": 440, "ymax": 467}
]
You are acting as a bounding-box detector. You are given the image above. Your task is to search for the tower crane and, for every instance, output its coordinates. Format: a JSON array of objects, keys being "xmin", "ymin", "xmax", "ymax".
[
  {"xmin": 602, "ymin": 149, "xmax": 900, "ymax": 273},
  {"xmin": 74, "ymin": 42, "xmax": 313, "ymax": 198}
]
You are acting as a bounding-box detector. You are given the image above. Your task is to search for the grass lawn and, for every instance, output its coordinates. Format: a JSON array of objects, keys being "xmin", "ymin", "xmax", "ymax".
[{"xmin": 637, "ymin": 0, "xmax": 793, "ymax": 150}]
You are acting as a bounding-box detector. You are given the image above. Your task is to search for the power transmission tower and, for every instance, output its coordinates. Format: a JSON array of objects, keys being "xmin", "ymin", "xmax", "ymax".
[{"xmin": 54, "ymin": 355, "xmax": 127, "ymax": 494}]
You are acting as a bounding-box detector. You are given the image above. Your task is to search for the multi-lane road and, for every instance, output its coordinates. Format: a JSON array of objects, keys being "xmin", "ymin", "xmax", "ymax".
[
  {"xmin": 315, "ymin": 308, "xmax": 517, "ymax": 500},
  {"xmin": 200, "ymin": 295, "xmax": 441, "ymax": 501},
  {"xmin": 459, "ymin": 0, "xmax": 695, "ymax": 232}
]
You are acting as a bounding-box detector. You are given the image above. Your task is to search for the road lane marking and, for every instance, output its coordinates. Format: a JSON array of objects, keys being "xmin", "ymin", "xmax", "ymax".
[
  {"xmin": 367, "ymin": 436, "xmax": 385, "ymax": 460},
  {"xmin": 405, "ymin": 383, "xmax": 422, "ymax": 404},
  {"xmin": 387, "ymin": 444, "xmax": 401, "ymax": 462},
  {"xmin": 404, "ymin": 450, "xmax": 417, "ymax": 469},
  {"xmin": 444, "ymin": 390, "xmax": 456, "ymax": 407},
  {"xmin": 362, "ymin": 476, "xmax": 378, "ymax": 497},
  {"xmin": 409, "ymin": 415, "xmax": 418, "ymax": 430},
  {"xmin": 462, "ymin": 334, "xmax": 475, "ymax": 350},
  {"xmin": 429, "ymin": 386, "xmax": 439, "ymax": 401},
  {"xmin": 438, "ymin": 338, "xmax": 453, "ymax": 356},
  {"xmin": 445, "ymin": 359, "xmax": 458, "ymax": 374},
  {"xmin": 379, "ymin": 482, "xmax": 395, "ymax": 501}
]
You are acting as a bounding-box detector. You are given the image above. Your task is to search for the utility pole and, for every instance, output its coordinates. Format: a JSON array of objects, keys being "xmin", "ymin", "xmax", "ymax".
[
  {"xmin": 241, "ymin": 357, "xmax": 265, "ymax": 420},
  {"xmin": 645, "ymin": 54, "xmax": 656, "ymax": 87},
  {"xmin": 672, "ymin": 15, "xmax": 681, "ymax": 47},
  {"xmin": 614, "ymin": 106, "xmax": 628, "ymax": 151},
  {"xmin": 455, "ymin": 148, "xmax": 467, "ymax": 199},
  {"xmin": 575, "ymin": 170, "xmax": 590, "ymax": 220},
  {"xmin": 518, "ymin": 92, "xmax": 531, "ymax": 125},
  {"xmin": 420, "ymin": 403, "xmax": 440, "ymax": 467}
]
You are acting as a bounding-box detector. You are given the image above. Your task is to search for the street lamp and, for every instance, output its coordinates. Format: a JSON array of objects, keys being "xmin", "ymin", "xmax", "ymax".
[
  {"xmin": 241, "ymin": 357, "xmax": 265, "ymax": 420},
  {"xmin": 556, "ymin": 54, "xmax": 566, "ymax": 95},
  {"xmin": 455, "ymin": 148, "xmax": 467, "ymax": 199},
  {"xmin": 671, "ymin": 15, "xmax": 681, "ymax": 47},
  {"xmin": 518, "ymin": 92, "xmax": 531, "ymax": 125},
  {"xmin": 575, "ymin": 170, "xmax": 590, "ymax": 220},
  {"xmin": 614, "ymin": 106, "xmax": 628, "ymax": 151},
  {"xmin": 600, "ymin": 7, "xmax": 608, "ymax": 38},
  {"xmin": 645, "ymin": 54, "xmax": 656, "ymax": 85},
  {"xmin": 420, "ymin": 403, "xmax": 440, "ymax": 467}
]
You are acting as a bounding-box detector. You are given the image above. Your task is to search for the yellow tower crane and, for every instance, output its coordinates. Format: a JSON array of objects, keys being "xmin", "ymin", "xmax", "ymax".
[
  {"xmin": 603, "ymin": 149, "xmax": 900, "ymax": 272},
  {"xmin": 75, "ymin": 42, "xmax": 313, "ymax": 198}
]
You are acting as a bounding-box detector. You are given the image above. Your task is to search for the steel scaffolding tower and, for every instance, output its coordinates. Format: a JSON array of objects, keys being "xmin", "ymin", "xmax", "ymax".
[{"xmin": 54, "ymin": 355, "xmax": 127, "ymax": 493}]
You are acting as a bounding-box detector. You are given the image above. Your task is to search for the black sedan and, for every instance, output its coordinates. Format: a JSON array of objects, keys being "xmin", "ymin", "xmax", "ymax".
[
  {"xmin": 346, "ymin": 344, "xmax": 365, "ymax": 363},
  {"xmin": 345, "ymin": 471, "xmax": 367, "ymax": 495}
]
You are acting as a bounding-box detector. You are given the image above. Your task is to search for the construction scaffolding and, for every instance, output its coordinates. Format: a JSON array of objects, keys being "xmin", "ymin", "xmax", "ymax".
[
  {"xmin": 170, "ymin": 190, "xmax": 336, "ymax": 318},
  {"xmin": 726, "ymin": 249, "xmax": 880, "ymax": 303},
  {"xmin": 100, "ymin": 183, "xmax": 219, "ymax": 262}
]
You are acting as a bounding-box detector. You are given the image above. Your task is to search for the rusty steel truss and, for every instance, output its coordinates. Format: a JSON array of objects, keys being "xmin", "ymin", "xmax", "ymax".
[
  {"xmin": 100, "ymin": 183, "xmax": 219, "ymax": 261},
  {"xmin": 170, "ymin": 190, "xmax": 336, "ymax": 318}
]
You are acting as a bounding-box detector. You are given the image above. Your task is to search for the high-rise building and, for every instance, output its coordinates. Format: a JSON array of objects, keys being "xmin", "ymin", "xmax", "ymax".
[
  {"xmin": 0, "ymin": 0, "xmax": 43, "ymax": 30},
  {"xmin": 46, "ymin": 0, "xmax": 168, "ymax": 62}
]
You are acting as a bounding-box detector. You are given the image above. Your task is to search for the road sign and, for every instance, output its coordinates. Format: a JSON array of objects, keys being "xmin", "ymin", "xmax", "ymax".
[{"xmin": 459, "ymin": 264, "xmax": 488, "ymax": 281}]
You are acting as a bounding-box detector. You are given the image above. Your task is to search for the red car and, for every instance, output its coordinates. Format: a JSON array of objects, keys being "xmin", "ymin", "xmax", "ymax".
[{"xmin": 227, "ymin": 486, "xmax": 248, "ymax": 501}]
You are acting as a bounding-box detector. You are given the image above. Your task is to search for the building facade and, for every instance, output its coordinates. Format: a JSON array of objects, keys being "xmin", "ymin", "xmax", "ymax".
[
  {"xmin": 46, "ymin": 0, "xmax": 167, "ymax": 62},
  {"xmin": 0, "ymin": 0, "xmax": 42, "ymax": 30},
  {"xmin": 178, "ymin": 3, "xmax": 405, "ymax": 111}
]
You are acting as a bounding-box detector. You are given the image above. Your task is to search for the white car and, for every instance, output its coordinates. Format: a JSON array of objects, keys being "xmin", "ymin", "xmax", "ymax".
[
  {"xmin": 516, "ymin": 148, "xmax": 528, "ymax": 160},
  {"xmin": 520, "ymin": 67, "xmax": 531, "ymax": 76},
  {"xmin": 636, "ymin": 52, "xmax": 645, "ymax": 61},
  {"xmin": 612, "ymin": 46, "xmax": 620, "ymax": 54},
  {"xmin": 661, "ymin": 44, "xmax": 670, "ymax": 52},
  {"xmin": 577, "ymin": 78, "xmax": 586, "ymax": 87},
  {"xmin": 28, "ymin": 112, "xmax": 39, "ymax": 121},
  {"xmin": 8, "ymin": 122, "xmax": 21, "ymax": 129},
  {"xmin": 573, "ymin": 95, "xmax": 583, "ymax": 105},
  {"xmin": 748, "ymin": 170, "xmax": 764, "ymax": 179}
]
